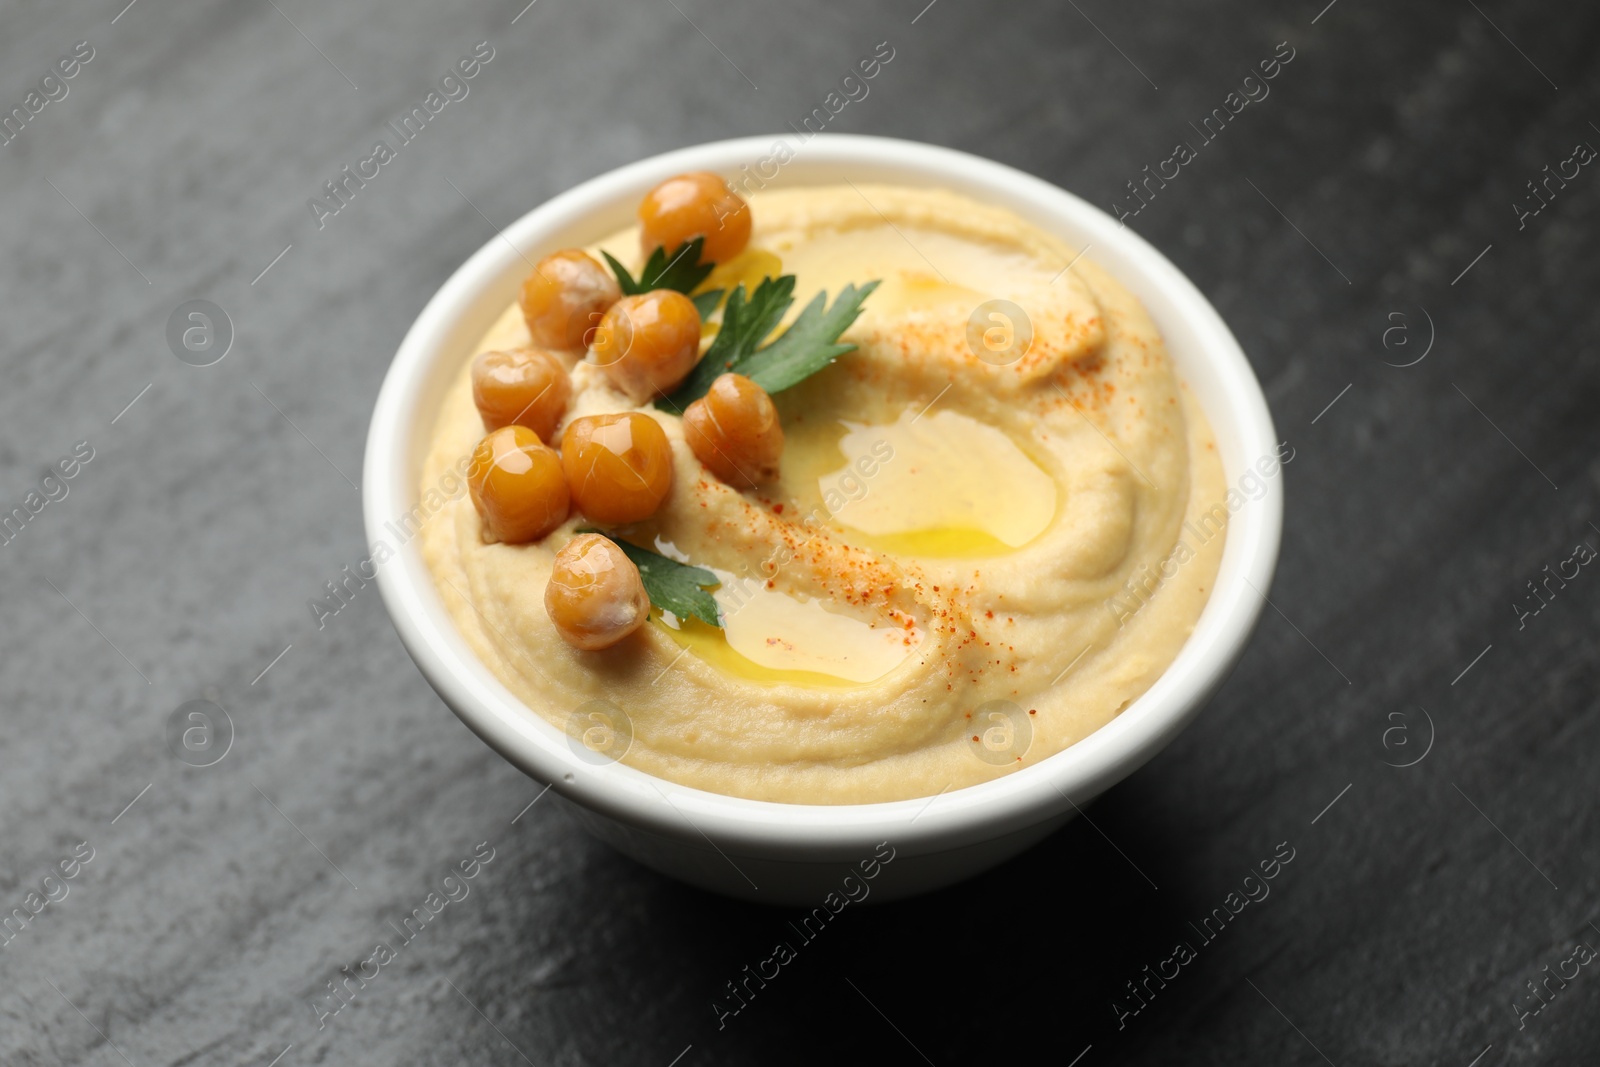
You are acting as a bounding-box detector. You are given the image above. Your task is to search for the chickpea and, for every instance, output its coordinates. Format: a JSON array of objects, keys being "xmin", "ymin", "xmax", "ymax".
[
  {"xmin": 590, "ymin": 290, "xmax": 701, "ymax": 402},
  {"xmin": 471, "ymin": 347, "xmax": 571, "ymax": 439},
  {"xmin": 682, "ymin": 373, "xmax": 783, "ymax": 488},
  {"xmin": 561, "ymin": 412, "xmax": 674, "ymax": 524},
  {"xmin": 468, "ymin": 426, "xmax": 570, "ymax": 544},
  {"xmin": 520, "ymin": 249, "xmax": 622, "ymax": 352},
  {"xmin": 638, "ymin": 171, "xmax": 751, "ymax": 265},
  {"xmin": 545, "ymin": 533, "xmax": 651, "ymax": 651}
]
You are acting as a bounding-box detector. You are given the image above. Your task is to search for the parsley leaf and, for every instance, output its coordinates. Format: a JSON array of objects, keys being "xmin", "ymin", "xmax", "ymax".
[
  {"xmin": 602, "ymin": 237, "xmax": 715, "ymax": 297},
  {"xmin": 578, "ymin": 530, "xmax": 722, "ymax": 628},
  {"xmin": 690, "ymin": 288, "xmax": 725, "ymax": 320},
  {"xmin": 739, "ymin": 281, "xmax": 880, "ymax": 396},
  {"xmin": 661, "ymin": 275, "xmax": 796, "ymax": 410},
  {"xmin": 658, "ymin": 276, "xmax": 878, "ymax": 409}
]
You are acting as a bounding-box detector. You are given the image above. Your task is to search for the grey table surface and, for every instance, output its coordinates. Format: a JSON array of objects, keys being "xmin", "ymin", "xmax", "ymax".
[{"xmin": 2, "ymin": 0, "xmax": 1597, "ymax": 1063}]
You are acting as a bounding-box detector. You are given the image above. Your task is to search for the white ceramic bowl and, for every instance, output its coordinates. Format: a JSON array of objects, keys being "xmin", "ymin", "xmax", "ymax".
[{"xmin": 364, "ymin": 134, "xmax": 1281, "ymax": 906}]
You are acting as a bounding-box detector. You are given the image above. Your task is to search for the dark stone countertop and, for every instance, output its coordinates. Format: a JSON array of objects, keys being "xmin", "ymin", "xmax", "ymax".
[{"xmin": 2, "ymin": 0, "xmax": 1597, "ymax": 1063}]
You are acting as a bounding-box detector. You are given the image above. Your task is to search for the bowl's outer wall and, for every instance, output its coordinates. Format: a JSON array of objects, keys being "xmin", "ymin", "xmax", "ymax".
[{"xmin": 564, "ymin": 795, "xmax": 1079, "ymax": 906}]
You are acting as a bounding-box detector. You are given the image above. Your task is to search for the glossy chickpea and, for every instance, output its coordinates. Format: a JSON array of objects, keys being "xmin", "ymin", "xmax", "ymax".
[
  {"xmin": 544, "ymin": 533, "xmax": 651, "ymax": 651},
  {"xmin": 638, "ymin": 171, "xmax": 751, "ymax": 265},
  {"xmin": 471, "ymin": 347, "xmax": 571, "ymax": 439},
  {"xmin": 467, "ymin": 426, "xmax": 569, "ymax": 544},
  {"xmin": 590, "ymin": 290, "xmax": 701, "ymax": 402},
  {"xmin": 682, "ymin": 373, "xmax": 783, "ymax": 488},
  {"xmin": 520, "ymin": 249, "xmax": 622, "ymax": 352},
  {"xmin": 560, "ymin": 413, "xmax": 674, "ymax": 524}
]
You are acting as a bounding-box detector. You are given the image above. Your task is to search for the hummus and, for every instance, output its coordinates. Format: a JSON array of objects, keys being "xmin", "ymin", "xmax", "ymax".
[{"xmin": 419, "ymin": 185, "xmax": 1226, "ymax": 804}]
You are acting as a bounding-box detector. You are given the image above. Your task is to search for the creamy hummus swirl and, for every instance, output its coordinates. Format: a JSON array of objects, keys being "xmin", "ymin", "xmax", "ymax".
[{"xmin": 419, "ymin": 185, "xmax": 1226, "ymax": 803}]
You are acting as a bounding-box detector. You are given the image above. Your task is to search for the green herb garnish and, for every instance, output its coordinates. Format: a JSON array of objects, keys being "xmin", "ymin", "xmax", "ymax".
[
  {"xmin": 603, "ymin": 237, "xmax": 715, "ymax": 297},
  {"xmin": 739, "ymin": 281, "xmax": 880, "ymax": 395},
  {"xmin": 579, "ymin": 529, "xmax": 721, "ymax": 627},
  {"xmin": 690, "ymin": 288, "xmax": 725, "ymax": 319},
  {"xmin": 664, "ymin": 275, "xmax": 796, "ymax": 408},
  {"xmin": 659, "ymin": 276, "xmax": 879, "ymax": 410}
]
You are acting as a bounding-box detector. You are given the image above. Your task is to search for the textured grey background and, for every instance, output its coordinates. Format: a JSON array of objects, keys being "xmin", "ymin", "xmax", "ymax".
[{"xmin": 2, "ymin": 0, "xmax": 1596, "ymax": 1063}]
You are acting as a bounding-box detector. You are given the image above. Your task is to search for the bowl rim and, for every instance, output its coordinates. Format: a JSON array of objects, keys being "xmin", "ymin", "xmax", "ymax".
[{"xmin": 363, "ymin": 133, "xmax": 1281, "ymax": 858}]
